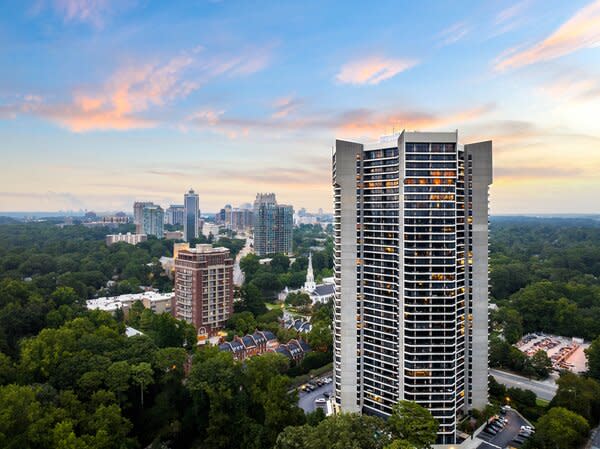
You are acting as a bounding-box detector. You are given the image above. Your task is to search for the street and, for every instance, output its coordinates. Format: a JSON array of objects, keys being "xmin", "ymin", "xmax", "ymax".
[
  {"xmin": 490, "ymin": 369, "xmax": 557, "ymax": 401},
  {"xmin": 298, "ymin": 382, "xmax": 333, "ymax": 413}
]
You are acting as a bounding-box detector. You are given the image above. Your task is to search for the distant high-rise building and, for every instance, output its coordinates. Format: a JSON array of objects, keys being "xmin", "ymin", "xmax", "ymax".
[
  {"xmin": 174, "ymin": 244, "xmax": 234, "ymax": 335},
  {"xmin": 332, "ymin": 131, "xmax": 492, "ymax": 444},
  {"xmin": 142, "ymin": 204, "xmax": 164, "ymax": 238},
  {"xmin": 253, "ymin": 193, "xmax": 293, "ymax": 256},
  {"xmin": 184, "ymin": 189, "xmax": 200, "ymax": 242},
  {"xmin": 133, "ymin": 201, "xmax": 153, "ymax": 233},
  {"xmin": 166, "ymin": 204, "xmax": 185, "ymax": 226}
]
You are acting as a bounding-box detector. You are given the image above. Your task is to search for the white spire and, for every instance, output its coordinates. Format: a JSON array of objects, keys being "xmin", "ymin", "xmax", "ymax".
[{"xmin": 304, "ymin": 252, "xmax": 316, "ymax": 292}]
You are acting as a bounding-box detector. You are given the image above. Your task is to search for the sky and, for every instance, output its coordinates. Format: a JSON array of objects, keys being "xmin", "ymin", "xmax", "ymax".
[{"xmin": 1, "ymin": 0, "xmax": 600, "ymax": 214}]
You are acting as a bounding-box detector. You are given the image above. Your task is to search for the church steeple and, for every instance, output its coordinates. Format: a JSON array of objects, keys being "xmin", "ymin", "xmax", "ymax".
[{"xmin": 304, "ymin": 252, "xmax": 316, "ymax": 292}]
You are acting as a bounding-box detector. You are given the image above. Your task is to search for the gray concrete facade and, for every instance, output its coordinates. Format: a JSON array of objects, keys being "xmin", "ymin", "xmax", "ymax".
[
  {"xmin": 333, "ymin": 140, "xmax": 363, "ymax": 413},
  {"xmin": 464, "ymin": 141, "xmax": 493, "ymax": 410}
]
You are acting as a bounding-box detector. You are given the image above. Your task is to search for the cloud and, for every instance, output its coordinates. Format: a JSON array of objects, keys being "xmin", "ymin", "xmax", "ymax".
[
  {"xmin": 2, "ymin": 46, "xmax": 271, "ymax": 132},
  {"xmin": 336, "ymin": 104, "xmax": 495, "ymax": 139},
  {"xmin": 186, "ymin": 102, "xmax": 495, "ymax": 141},
  {"xmin": 271, "ymin": 96, "xmax": 302, "ymax": 119},
  {"xmin": 31, "ymin": 0, "xmax": 133, "ymax": 28},
  {"xmin": 336, "ymin": 56, "xmax": 417, "ymax": 85},
  {"xmin": 495, "ymin": 165, "xmax": 582, "ymax": 179},
  {"xmin": 538, "ymin": 71, "xmax": 600, "ymax": 102},
  {"xmin": 495, "ymin": 0, "xmax": 600, "ymax": 71},
  {"xmin": 495, "ymin": 0, "xmax": 532, "ymax": 25},
  {"xmin": 438, "ymin": 22, "xmax": 470, "ymax": 46}
]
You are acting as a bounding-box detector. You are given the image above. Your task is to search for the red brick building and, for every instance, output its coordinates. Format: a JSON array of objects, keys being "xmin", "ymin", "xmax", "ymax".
[{"xmin": 174, "ymin": 244, "xmax": 233, "ymax": 336}]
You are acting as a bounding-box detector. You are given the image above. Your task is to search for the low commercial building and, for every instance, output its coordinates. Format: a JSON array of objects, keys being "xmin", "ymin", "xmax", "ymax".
[
  {"xmin": 86, "ymin": 291, "xmax": 174, "ymax": 315},
  {"xmin": 105, "ymin": 232, "xmax": 148, "ymax": 246}
]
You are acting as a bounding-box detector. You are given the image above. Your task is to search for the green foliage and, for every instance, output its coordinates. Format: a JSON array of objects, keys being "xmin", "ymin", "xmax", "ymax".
[
  {"xmin": 275, "ymin": 413, "xmax": 390, "ymax": 449},
  {"xmin": 550, "ymin": 372, "xmax": 600, "ymax": 424},
  {"xmin": 188, "ymin": 350, "xmax": 304, "ymax": 449},
  {"xmin": 585, "ymin": 335, "xmax": 600, "ymax": 381},
  {"xmin": 215, "ymin": 237, "xmax": 246, "ymax": 258},
  {"xmin": 285, "ymin": 291, "xmax": 311, "ymax": 307},
  {"xmin": 489, "ymin": 335, "xmax": 547, "ymax": 379},
  {"xmin": 491, "ymin": 218, "xmax": 600, "ymax": 340},
  {"xmin": 530, "ymin": 407, "xmax": 589, "ymax": 449},
  {"xmin": 388, "ymin": 401, "xmax": 438, "ymax": 449}
]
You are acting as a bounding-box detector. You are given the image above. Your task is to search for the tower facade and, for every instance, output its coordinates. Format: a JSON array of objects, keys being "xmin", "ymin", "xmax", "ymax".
[
  {"xmin": 253, "ymin": 193, "xmax": 293, "ymax": 256},
  {"xmin": 141, "ymin": 204, "xmax": 164, "ymax": 238},
  {"xmin": 184, "ymin": 189, "xmax": 200, "ymax": 242},
  {"xmin": 174, "ymin": 244, "xmax": 234, "ymax": 335},
  {"xmin": 133, "ymin": 201, "xmax": 153, "ymax": 233},
  {"xmin": 332, "ymin": 131, "xmax": 492, "ymax": 444}
]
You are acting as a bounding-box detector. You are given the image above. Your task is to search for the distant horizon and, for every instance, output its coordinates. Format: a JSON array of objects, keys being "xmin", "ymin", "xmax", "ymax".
[{"xmin": 1, "ymin": 211, "xmax": 599, "ymax": 219}]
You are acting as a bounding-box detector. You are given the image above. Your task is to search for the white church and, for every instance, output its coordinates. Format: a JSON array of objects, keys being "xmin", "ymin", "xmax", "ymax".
[{"xmin": 302, "ymin": 252, "xmax": 335, "ymax": 304}]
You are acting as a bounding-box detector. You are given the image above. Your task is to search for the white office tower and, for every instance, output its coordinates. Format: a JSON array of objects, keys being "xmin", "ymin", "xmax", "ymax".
[{"xmin": 332, "ymin": 131, "xmax": 492, "ymax": 444}]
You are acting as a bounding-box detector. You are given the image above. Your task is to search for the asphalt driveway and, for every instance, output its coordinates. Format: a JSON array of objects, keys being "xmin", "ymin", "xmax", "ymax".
[{"xmin": 477, "ymin": 410, "xmax": 531, "ymax": 448}]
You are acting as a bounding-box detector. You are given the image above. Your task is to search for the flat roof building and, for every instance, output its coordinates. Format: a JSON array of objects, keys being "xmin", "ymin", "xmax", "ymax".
[
  {"xmin": 332, "ymin": 131, "xmax": 492, "ymax": 444},
  {"xmin": 174, "ymin": 244, "xmax": 234, "ymax": 336}
]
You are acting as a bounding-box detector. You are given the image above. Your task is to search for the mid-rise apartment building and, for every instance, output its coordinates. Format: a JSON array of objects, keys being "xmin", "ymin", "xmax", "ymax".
[
  {"xmin": 332, "ymin": 131, "xmax": 492, "ymax": 444},
  {"xmin": 174, "ymin": 244, "xmax": 233, "ymax": 335},
  {"xmin": 253, "ymin": 193, "xmax": 293, "ymax": 256}
]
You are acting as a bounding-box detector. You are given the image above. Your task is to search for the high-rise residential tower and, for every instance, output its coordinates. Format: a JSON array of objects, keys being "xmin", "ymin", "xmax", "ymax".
[
  {"xmin": 174, "ymin": 244, "xmax": 234, "ymax": 335},
  {"xmin": 166, "ymin": 204, "xmax": 185, "ymax": 226},
  {"xmin": 184, "ymin": 189, "xmax": 200, "ymax": 242},
  {"xmin": 332, "ymin": 131, "xmax": 492, "ymax": 444},
  {"xmin": 253, "ymin": 193, "xmax": 293, "ymax": 256},
  {"xmin": 133, "ymin": 201, "xmax": 153, "ymax": 233},
  {"xmin": 141, "ymin": 204, "xmax": 164, "ymax": 238}
]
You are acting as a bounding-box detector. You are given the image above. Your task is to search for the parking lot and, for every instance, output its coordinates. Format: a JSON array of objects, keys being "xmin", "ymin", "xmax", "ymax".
[
  {"xmin": 297, "ymin": 375, "xmax": 333, "ymax": 413},
  {"xmin": 477, "ymin": 409, "xmax": 533, "ymax": 448}
]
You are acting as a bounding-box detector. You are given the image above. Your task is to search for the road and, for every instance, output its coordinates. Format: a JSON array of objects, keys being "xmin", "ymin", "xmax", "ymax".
[
  {"xmin": 478, "ymin": 409, "xmax": 530, "ymax": 448},
  {"xmin": 233, "ymin": 237, "xmax": 252, "ymax": 286},
  {"xmin": 298, "ymin": 382, "xmax": 333, "ymax": 413},
  {"xmin": 490, "ymin": 369, "xmax": 557, "ymax": 401}
]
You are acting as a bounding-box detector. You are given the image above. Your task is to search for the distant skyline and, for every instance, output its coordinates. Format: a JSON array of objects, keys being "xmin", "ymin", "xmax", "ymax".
[{"xmin": 1, "ymin": 0, "xmax": 600, "ymax": 214}]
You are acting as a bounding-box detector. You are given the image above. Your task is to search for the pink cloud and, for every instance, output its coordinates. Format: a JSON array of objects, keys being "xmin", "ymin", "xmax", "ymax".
[
  {"xmin": 336, "ymin": 56, "xmax": 417, "ymax": 85},
  {"xmin": 495, "ymin": 0, "xmax": 600, "ymax": 71},
  {"xmin": 3, "ymin": 45, "xmax": 271, "ymax": 132}
]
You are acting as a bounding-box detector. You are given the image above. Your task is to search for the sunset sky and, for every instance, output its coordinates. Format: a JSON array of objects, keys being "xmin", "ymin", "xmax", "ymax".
[{"xmin": 1, "ymin": 0, "xmax": 599, "ymax": 214}]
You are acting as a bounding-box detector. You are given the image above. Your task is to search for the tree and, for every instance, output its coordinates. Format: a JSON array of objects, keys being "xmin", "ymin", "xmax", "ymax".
[
  {"xmin": 131, "ymin": 362, "xmax": 154, "ymax": 407},
  {"xmin": 532, "ymin": 407, "xmax": 589, "ymax": 449},
  {"xmin": 275, "ymin": 413, "xmax": 390, "ymax": 449},
  {"xmin": 307, "ymin": 322, "xmax": 332, "ymax": 353},
  {"xmin": 285, "ymin": 292, "xmax": 311, "ymax": 307},
  {"xmin": 270, "ymin": 254, "xmax": 290, "ymax": 274},
  {"xmin": 531, "ymin": 350, "xmax": 552, "ymax": 379},
  {"xmin": 388, "ymin": 401, "xmax": 438, "ymax": 449},
  {"xmin": 240, "ymin": 254, "xmax": 261, "ymax": 281},
  {"xmin": 551, "ymin": 372, "xmax": 600, "ymax": 423},
  {"xmin": 585, "ymin": 335, "xmax": 600, "ymax": 381},
  {"xmin": 240, "ymin": 283, "xmax": 267, "ymax": 316},
  {"xmin": 106, "ymin": 361, "xmax": 131, "ymax": 403}
]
